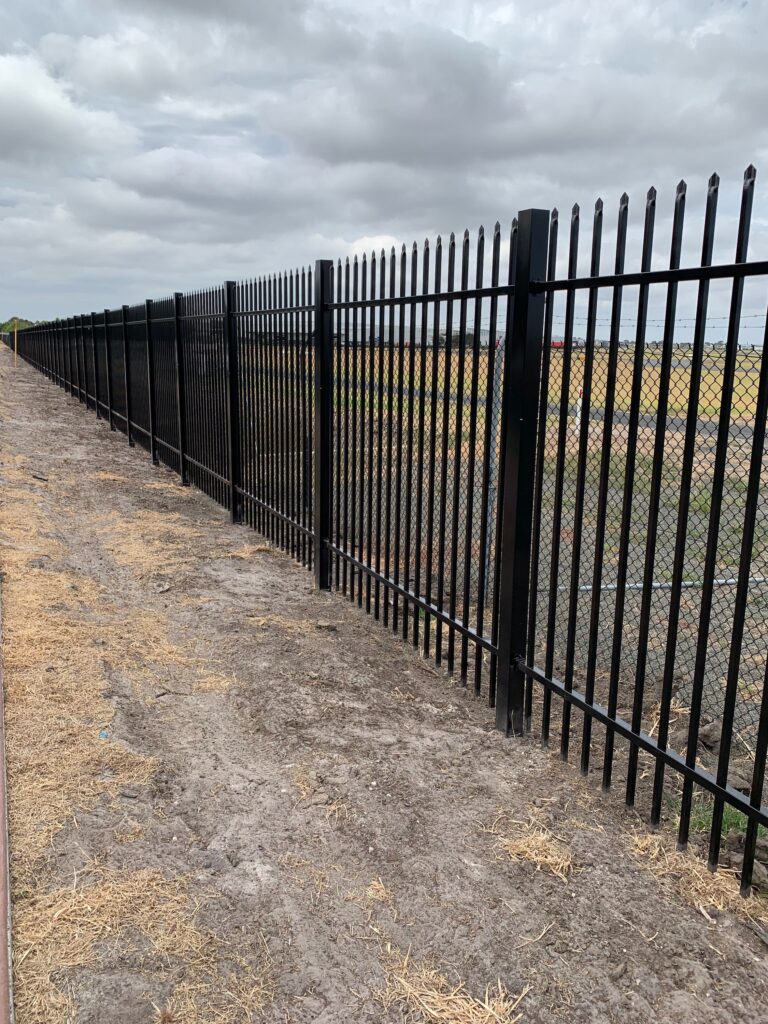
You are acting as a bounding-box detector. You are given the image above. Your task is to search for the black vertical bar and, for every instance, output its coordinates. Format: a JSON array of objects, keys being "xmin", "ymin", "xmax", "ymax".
[
  {"xmin": 63, "ymin": 319, "xmax": 70, "ymax": 392},
  {"xmin": 625, "ymin": 180, "xmax": 687, "ymax": 806},
  {"xmin": 383, "ymin": 247, "xmax": 396, "ymax": 626},
  {"xmin": 525, "ymin": 209, "xmax": 559, "ymax": 722},
  {"xmin": 103, "ymin": 309, "xmax": 114, "ymax": 430},
  {"xmin": 743, "ymin": 656, "xmax": 768, "ymax": 894},
  {"xmin": 366, "ymin": 251, "xmax": 376, "ymax": 612},
  {"xmin": 731, "ymin": 318, "xmax": 768, "ymax": 892},
  {"xmin": 436, "ymin": 235, "xmax": 457, "ymax": 665},
  {"xmin": 460, "ymin": 226, "xmax": 485, "ymax": 681},
  {"xmin": 402, "ymin": 242, "xmax": 418, "ymax": 639},
  {"xmin": 307, "ymin": 265, "xmax": 314, "ymax": 569},
  {"xmin": 488, "ymin": 220, "xmax": 518, "ymax": 705},
  {"xmin": 90, "ymin": 312, "xmax": 100, "ymax": 418},
  {"xmin": 581, "ymin": 194, "xmax": 628, "ymax": 774},
  {"xmin": 447, "ymin": 231, "xmax": 470, "ymax": 673},
  {"xmin": 602, "ymin": 189, "xmax": 656, "ymax": 789},
  {"xmin": 314, "ymin": 259, "xmax": 333, "ymax": 589},
  {"xmin": 358, "ymin": 253, "xmax": 368, "ymax": 607},
  {"xmin": 413, "ymin": 238, "xmax": 430, "ymax": 645},
  {"xmin": 75, "ymin": 315, "xmax": 84, "ymax": 403},
  {"xmin": 334, "ymin": 262, "xmax": 342, "ymax": 587},
  {"xmin": 424, "ymin": 237, "xmax": 443, "ymax": 659},
  {"xmin": 652, "ymin": 175, "xmax": 719, "ymax": 825},
  {"xmin": 255, "ymin": 279, "xmax": 265, "ymax": 535},
  {"xmin": 392, "ymin": 245, "xmax": 406, "ymax": 630},
  {"xmin": 288, "ymin": 272, "xmax": 296, "ymax": 554},
  {"xmin": 277, "ymin": 274, "xmax": 286, "ymax": 546},
  {"xmin": 122, "ymin": 305, "xmax": 134, "ymax": 446},
  {"xmin": 174, "ymin": 292, "xmax": 189, "ymax": 484},
  {"xmin": 561, "ymin": 199, "xmax": 603, "ymax": 760},
  {"xmin": 343, "ymin": 259, "xmax": 351, "ymax": 593},
  {"xmin": 225, "ymin": 280, "xmax": 243, "ymax": 522},
  {"xmin": 474, "ymin": 224, "xmax": 502, "ymax": 693},
  {"xmin": 351, "ymin": 256, "xmax": 360, "ymax": 602},
  {"xmin": 495, "ymin": 209, "xmax": 550, "ymax": 735},
  {"xmin": 374, "ymin": 250, "xmax": 386, "ymax": 620},
  {"xmin": 145, "ymin": 299, "xmax": 158, "ymax": 464},
  {"xmin": 678, "ymin": 170, "xmax": 755, "ymax": 851},
  {"xmin": 268, "ymin": 276, "xmax": 276, "ymax": 541},
  {"xmin": 66, "ymin": 315, "xmax": 74, "ymax": 395},
  {"xmin": 702, "ymin": 167, "xmax": 757, "ymax": 867}
]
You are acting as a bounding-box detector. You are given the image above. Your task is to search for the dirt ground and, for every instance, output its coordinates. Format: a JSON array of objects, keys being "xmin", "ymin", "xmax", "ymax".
[{"xmin": 2, "ymin": 344, "xmax": 768, "ymax": 1024}]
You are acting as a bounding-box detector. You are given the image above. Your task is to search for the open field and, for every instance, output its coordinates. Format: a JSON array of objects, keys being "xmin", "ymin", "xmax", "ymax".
[{"xmin": 3, "ymin": 345, "xmax": 768, "ymax": 1022}]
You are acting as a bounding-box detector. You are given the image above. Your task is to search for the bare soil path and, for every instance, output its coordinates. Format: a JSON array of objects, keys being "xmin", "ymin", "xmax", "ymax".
[{"xmin": 1, "ymin": 344, "xmax": 768, "ymax": 1023}]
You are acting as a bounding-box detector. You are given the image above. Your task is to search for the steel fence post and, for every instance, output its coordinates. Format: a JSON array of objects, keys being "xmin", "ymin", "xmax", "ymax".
[
  {"xmin": 104, "ymin": 309, "xmax": 114, "ymax": 430},
  {"xmin": 122, "ymin": 305, "xmax": 134, "ymax": 446},
  {"xmin": 313, "ymin": 259, "xmax": 333, "ymax": 590},
  {"xmin": 145, "ymin": 299, "xmax": 158, "ymax": 464},
  {"xmin": 91, "ymin": 311, "xmax": 100, "ymax": 418},
  {"xmin": 173, "ymin": 292, "xmax": 189, "ymax": 485},
  {"xmin": 224, "ymin": 281, "xmax": 242, "ymax": 521},
  {"xmin": 495, "ymin": 208, "xmax": 550, "ymax": 735}
]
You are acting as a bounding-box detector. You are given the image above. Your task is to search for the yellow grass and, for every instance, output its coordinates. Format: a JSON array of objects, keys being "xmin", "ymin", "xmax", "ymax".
[
  {"xmin": 482, "ymin": 809, "xmax": 573, "ymax": 882},
  {"xmin": 0, "ymin": 446, "xmax": 252, "ymax": 1017},
  {"xmin": 14, "ymin": 865, "xmax": 272, "ymax": 1023},
  {"xmin": 629, "ymin": 832, "xmax": 768, "ymax": 925},
  {"xmin": 376, "ymin": 945, "xmax": 529, "ymax": 1024}
]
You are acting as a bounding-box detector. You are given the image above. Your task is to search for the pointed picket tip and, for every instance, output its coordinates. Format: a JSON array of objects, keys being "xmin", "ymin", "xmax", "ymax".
[
  {"xmin": 571, "ymin": 203, "xmax": 579, "ymax": 217},
  {"xmin": 391, "ymin": 245, "xmax": 396, "ymax": 256},
  {"xmin": 551, "ymin": 208, "xmax": 559, "ymax": 222},
  {"xmin": 463, "ymin": 227, "xmax": 470, "ymax": 241},
  {"xmin": 647, "ymin": 186, "xmax": 657, "ymax": 202},
  {"xmin": 478, "ymin": 224, "xmax": 485, "ymax": 239},
  {"xmin": 745, "ymin": 164, "xmax": 757, "ymax": 182},
  {"xmin": 619, "ymin": 192, "xmax": 629, "ymax": 207},
  {"xmin": 424, "ymin": 236, "xmax": 430, "ymax": 249},
  {"xmin": 708, "ymin": 172, "xmax": 720, "ymax": 189},
  {"xmin": 436, "ymin": 234, "xmax": 442, "ymax": 247},
  {"xmin": 413, "ymin": 240, "xmax": 418, "ymax": 252},
  {"xmin": 449, "ymin": 231, "xmax": 456, "ymax": 243},
  {"xmin": 494, "ymin": 220, "xmax": 501, "ymax": 235},
  {"xmin": 595, "ymin": 197, "xmax": 604, "ymax": 212},
  {"xmin": 676, "ymin": 179, "xmax": 687, "ymax": 194}
]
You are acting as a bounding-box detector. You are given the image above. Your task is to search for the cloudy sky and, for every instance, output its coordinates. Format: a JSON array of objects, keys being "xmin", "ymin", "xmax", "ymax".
[{"xmin": 1, "ymin": 0, "xmax": 767, "ymax": 323}]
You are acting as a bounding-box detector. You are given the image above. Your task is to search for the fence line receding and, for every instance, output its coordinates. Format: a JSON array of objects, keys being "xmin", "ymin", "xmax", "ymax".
[{"xmin": 8, "ymin": 166, "xmax": 768, "ymax": 895}]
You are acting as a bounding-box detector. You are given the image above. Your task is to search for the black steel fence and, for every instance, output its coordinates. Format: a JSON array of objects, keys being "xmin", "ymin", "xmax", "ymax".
[{"xmin": 7, "ymin": 167, "xmax": 768, "ymax": 893}]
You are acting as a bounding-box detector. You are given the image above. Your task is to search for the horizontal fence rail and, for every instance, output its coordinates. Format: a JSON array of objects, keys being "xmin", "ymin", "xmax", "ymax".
[{"xmin": 7, "ymin": 166, "xmax": 768, "ymax": 895}]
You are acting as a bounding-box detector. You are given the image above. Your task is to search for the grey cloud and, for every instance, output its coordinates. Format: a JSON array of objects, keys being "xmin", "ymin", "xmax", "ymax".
[
  {"xmin": 0, "ymin": 52, "xmax": 135, "ymax": 165},
  {"xmin": 0, "ymin": 0, "xmax": 767, "ymax": 321}
]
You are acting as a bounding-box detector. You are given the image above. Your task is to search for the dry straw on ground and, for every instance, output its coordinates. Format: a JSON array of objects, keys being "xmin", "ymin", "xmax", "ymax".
[
  {"xmin": 629, "ymin": 832, "xmax": 768, "ymax": 926},
  {"xmin": 376, "ymin": 945, "xmax": 529, "ymax": 1024},
  {"xmin": 482, "ymin": 809, "xmax": 574, "ymax": 882},
  {"xmin": 95, "ymin": 508, "xmax": 208, "ymax": 581},
  {"xmin": 14, "ymin": 865, "xmax": 272, "ymax": 1023},
  {"xmin": 0, "ymin": 449, "xmax": 252, "ymax": 1017}
]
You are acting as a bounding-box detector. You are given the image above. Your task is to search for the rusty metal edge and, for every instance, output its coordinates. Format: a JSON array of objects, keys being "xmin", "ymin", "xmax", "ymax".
[{"xmin": 0, "ymin": 583, "xmax": 15, "ymax": 1023}]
